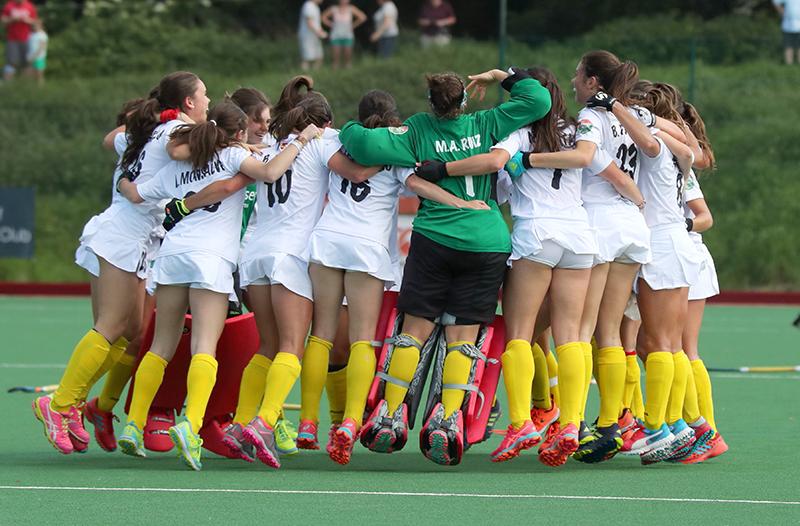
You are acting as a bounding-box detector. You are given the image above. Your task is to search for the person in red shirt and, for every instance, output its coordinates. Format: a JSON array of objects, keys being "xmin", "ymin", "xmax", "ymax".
[
  {"xmin": 417, "ymin": 0, "xmax": 455, "ymax": 48},
  {"xmin": 2, "ymin": 0, "xmax": 37, "ymax": 81}
]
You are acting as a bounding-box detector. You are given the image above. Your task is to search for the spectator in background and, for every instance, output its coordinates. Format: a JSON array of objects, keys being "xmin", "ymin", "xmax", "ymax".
[
  {"xmin": 417, "ymin": 0, "xmax": 455, "ymax": 48},
  {"xmin": 371, "ymin": 0, "xmax": 399, "ymax": 58},
  {"xmin": 298, "ymin": 0, "xmax": 327, "ymax": 71},
  {"xmin": 322, "ymin": 0, "xmax": 367, "ymax": 69},
  {"xmin": 1, "ymin": 0, "xmax": 37, "ymax": 81},
  {"xmin": 26, "ymin": 17, "xmax": 47, "ymax": 85},
  {"xmin": 775, "ymin": 0, "xmax": 800, "ymax": 64}
]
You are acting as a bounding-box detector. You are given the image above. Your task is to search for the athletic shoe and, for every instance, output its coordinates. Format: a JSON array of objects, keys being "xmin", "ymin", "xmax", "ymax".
[
  {"xmin": 242, "ymin": 417, "xmax": 281, "ymax": 469},
  {"xmin": 619, "ymin": 419, "xmax": 644, "ymax": 456},
  {"xmin": 329, "ymin": 418, "xmax": 359, "ymax": 465},
  {"xmin": 67, "ymin": 405, "xmax": 90, "ymax": 453},
  {"xmin": 574, "ymin": 423, "xmax": 623, "ymax": 463},
  {"xmin": 578, "ymin": 420, "xmax": 593, "ymax": 445},
  {"xmin": 282, "ymin": 418, "xmax": 298, "ymax": 440},
  {"xmin": 628, "ymin": 423, "xmax": 675, "ymax": 464},
  {"xmin": 221, "ymin": 422, "xmax": 255, "ymax": 463},
  {"xmin": 652, "ymin": 419, "xmax": 695, "ymax": 464},
  {"xmin": 618, "ymin": 408, "xmax": 637, "ymax": 435},
  {"xmin": 275, "ymin": 418, "xmax": 299, "ymax": 456},
  {"xmin": 481, "ymin": 399, "xmax": 503, "ymax": 442},
  {"xmin": 669, "ymin": 421, "xmax": 713, "ymax": 463},
  {"xmin": 420, "ymin": 403, "xmax": 464, "ymax": 466},
  {"xmin": 361, "ymin": 400, "xmax": 407, "ymax": 454},
  {"xmin": 32, "ymin": 396, "xmax": 73, "ymax": 454},
  {"xmin": 530, "ymin": 397, "xmax": 559, "ymax": 436},
  {"xmin": 168, "ymin": 420, "xmax": 203, "ymax": 471},
  {"xmin": 490, "ymin": 421, "xmax": 541, "ymax": 462},
  {"xmin": 144, "ymin": 407, "xmax": 175, "ymax": 452},
  {"xmin": 84, "ymin": 397, "xmax": 118, "ymax": 452},
  {"xmin": 538, "ymin": 422, "xmax": 579, "ymax": 467},
  {"xmin": 538, "ymin": 421, "xmax": 560, "ymax": 453},
  {"xmin": 118, "ymin": 422, "xmax": 147, "ymax": 458},
  {"xmin": 680, "ymin": 429, "xmax": 728, "ymax": 464},
  {"xmin": 296, "ymin": 419, "xmax": 319, "ymax": 450}
]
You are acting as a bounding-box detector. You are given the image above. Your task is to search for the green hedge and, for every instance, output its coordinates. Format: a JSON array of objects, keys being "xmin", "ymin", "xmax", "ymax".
[{"xmin": 0, "ymin": 21, "xmax": 798, "ymax": 289}]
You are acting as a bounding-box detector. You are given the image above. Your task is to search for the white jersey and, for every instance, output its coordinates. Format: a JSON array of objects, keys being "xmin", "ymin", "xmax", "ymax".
[
  {"xmin": 137, "ymin": 145, "xmax": 250, "ymax": 264},
  {"xmin": 683, "ymin": 169, "xmax": 704, "ymax": 243},
  {"xmin": 493, "ymin": 126, "xmax": 585, "ymax": 221},
  {"xmin": 315, "ymin": 141, "xmax": 413, "ymax": 250},
  {"xmin": 638, "ymin": 135, "xmax": 686, "ymax": 228},
  {"xmin": 242, "ymin": 131, "xmax": 336, "ymax": 261},
  {"xmin": 110, "ymin": 132, "xmax": 128, "ymax": 206},
  {"xmin": 576, "ymin": 107, "xmax": 643, "ymax": 206},
  {"xmin": 126, "ymin": 119, "xmax": 186, "ymax": 215}
]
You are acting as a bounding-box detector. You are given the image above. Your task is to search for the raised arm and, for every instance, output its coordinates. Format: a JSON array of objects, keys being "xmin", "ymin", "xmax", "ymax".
[
  {"xmin": 103, "ymin": 126, "xmax": 125, "ymax": 151},
  {"xmin": 327, "ymin": 151, "xmax": 382, "ymax": 183},
  {"xmin": 657, "ymin": 130, "xmax": 693, "ymax": 178},
  {"xmin": 338, "ymin": 120, "xmax": 417, "ymax": 167},
  {"xmin": 469, "ymin": 68, "xmax": 551, "ymax": 139},
  {"xmin": 596, "ymin": 161, "xmax": 646, "ymax": 208},
  {"xmin": 405, "ymin": 174, "xmax": 489, "ymax": 210}
]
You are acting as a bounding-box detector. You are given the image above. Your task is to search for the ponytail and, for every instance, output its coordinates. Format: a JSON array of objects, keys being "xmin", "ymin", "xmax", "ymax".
[
  {"xmin": 525, "ymin": 66, "xmax": 574, "ymax": 153},
  {"xmin": 682, "ymin": 102, "xmax": 716, "ymax": 170},
  {"xmin": 581, "ymin": 50, "xmax": 639, "ymax": 104},
  {"xmin": 271, "ymin": 91, "xmax": 332, "ymax": 141},
  {"xmin": 169, "ymin": 102, "xmax": 247, "ymax": 169},
  {"xmin": 358, "ymin": 90, "xmax": 403, "ymax": 129},
  {"xmin": 269, "ymin": 75, "xmax": 314, "ymax": 138}
]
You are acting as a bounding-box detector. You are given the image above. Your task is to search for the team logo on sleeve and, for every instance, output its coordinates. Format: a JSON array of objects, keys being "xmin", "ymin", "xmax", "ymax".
[
  {"xmin": 388, "ymin": 126, "xmax": 409, "ymax": 135},
  {"xmin": 577, "ymin": 119, "xmax": 594, "ymax": 135}
]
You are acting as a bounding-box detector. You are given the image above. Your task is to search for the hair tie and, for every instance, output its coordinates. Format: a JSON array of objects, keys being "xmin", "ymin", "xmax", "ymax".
[
  {"xmin": 460, "ymin": 89, "xmax": 468, "ymax": 108},
  {"xmin": 209, "ymin": 119, "xmax": 217, "ymax": 126},
  {"xmin": 159, "ymin": 108, "xmax": 180, "ymax": 123}
]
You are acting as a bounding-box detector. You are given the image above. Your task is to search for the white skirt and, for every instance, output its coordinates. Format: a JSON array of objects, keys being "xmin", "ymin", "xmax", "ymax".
[
  {"xmin": 640, "ymin": 224, "xmax": 704, "ymax": 291},
  {"xmin": 79, "ymin": 208, "xmax": 160, "ymax": 278},
  {"xmin": 309, "ymin": 230, "xmax": 396, "ymax": 286},
  {"xmin": 688, "ymin": 242, "xmax": 719, "ymax": 301},
  {"xmin": 585, "ymin": 202, "xmax": 651, "ymax": 265},
  {"xmin": 510, "ymin": 217, "xmax": 598, "ymax": 263},
  {"xmin": 151, "ymin": 252, "xmax": 235, "ymax": 295},
  {"xmin": 239, "ymin": 251, "xmax": 312, "ymax": 300}
]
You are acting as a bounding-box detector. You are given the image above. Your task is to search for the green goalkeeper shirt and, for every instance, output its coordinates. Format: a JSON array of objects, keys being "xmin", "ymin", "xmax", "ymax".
[{"xmin": 338, "ymin": 70, "xmax": 551, "ymax": 253}]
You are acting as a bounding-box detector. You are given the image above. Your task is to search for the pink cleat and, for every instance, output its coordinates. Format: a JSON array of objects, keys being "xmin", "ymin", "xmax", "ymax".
[
  {"xmin": 242, "ymin": 417, "xmax": 281, "ymax": 469},
  {"xmin": 490, "ymin": 421, "xmax": 541, "ymax": 462},
  {"xmin": 329, "ymin": 418, "xmax": 359, "ymax": 465},
  {"xmin": 67, "ymin": 405, "xmax": 90, "ymax": 453},
  {"xmin": 296, "ymin": 419, "xmax": 320, "ymax": 450},
  {"xmin": 538, "ymin": 422, "xmax": 579, "ymax": 467},
  {"xmin": 32, "ymin": 396, "xmax": 73, "ymax": 454},
  {"xmin": 84, "ymin": 397, "xmax": 118, "ymax": 452}
]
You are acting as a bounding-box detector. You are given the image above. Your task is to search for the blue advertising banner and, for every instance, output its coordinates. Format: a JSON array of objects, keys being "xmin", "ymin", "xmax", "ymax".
[{"xmin": 0, "ymin": 188, "xmax": 35, "ymax": 259}]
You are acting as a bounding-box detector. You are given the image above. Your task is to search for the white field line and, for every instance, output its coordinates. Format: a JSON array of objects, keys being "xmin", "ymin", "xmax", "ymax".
[{"xmin": 0, "ymin": 485, "xmax": 798, "ymax": 506}]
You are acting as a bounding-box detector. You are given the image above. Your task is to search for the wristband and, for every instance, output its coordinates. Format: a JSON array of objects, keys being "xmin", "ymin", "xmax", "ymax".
[
  {"xmin": 686, "ymin": 217, "xmax": 694, "ymax": 232},
  {"xmin": 521, "ymin": 151, "xmax": 533, "ymax": 170},
  {"xmin": 288, "ymin": 139, "xmax": 304, "ymax": 153}
]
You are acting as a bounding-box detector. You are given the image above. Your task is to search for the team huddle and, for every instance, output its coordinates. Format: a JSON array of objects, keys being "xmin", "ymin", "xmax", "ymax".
[{"xmin": 31, "ymin": 48, "xmax": 728, "ymax": 471}]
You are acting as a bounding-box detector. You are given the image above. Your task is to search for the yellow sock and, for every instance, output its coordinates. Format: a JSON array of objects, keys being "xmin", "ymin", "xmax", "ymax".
[
  {"xmin": 384, "ymin": 334, "xmax": 422, "ymax": 413},
  {"xmin": 501, "ymin": 339, "xmax": 534, "ymax": 429},
  {"xmin": 623, "ymin": 352, "xmax": 640, "ymax": 410},
  {"xmin": 127, "ymin": 352, "xmax": 167, "ymax": 429},
  {"xmin": 683, "ymin": 356, "xmax": 702, "ymax": 424},
  {"xmin": 233, "ymin": 354, "xmax": 272, "ymax": 425},
  {"xmin": 326, "ymin": 366, "xmax": 348, "ymax": 425},
  {"xmin": 299, "ymin": 336, "xmax": 332, "ymax": 423},
  {"xmin": 185, "ymin": 353, "xmax": 218, "ymax": 434},
  {"xmin": 632, "ymin": 377, "xmax": 645, "ymax": 420},
  {"xmin": 555, "ymin": 342, "xmax": 585, "ymax": 427},
  {"xmin": 531, "ymin": 343, "xmax": 551, "ymax": 410},
  {"xmin": 691, "ymin": 359, "xmax": 716, "ymax": 430},
  {"xmin": 579, "ymin": 342, "xmax": 593, "ymax": 421},
  {"xmin": 596, "ymin": 346, "xmax": 626, "ymax": 427},
  {"xmin": 97, "ymin": 352, "xmax": 137, "ymax": 412},
  {"xmin": 441, "ymin": 341, "xmax": 474, "ymax": 418},
  {"xmin": 51, "ymin": 329, "xmax": 112, "ymax": 413},
  {"xmin": 343, "ymin": 340, "xmax": 376, "ymax": 424},
  {"xmin": 591, "ymin": 337, "xmax": 599, "ymax": 380},
  {"xmin": 643, "ymin": 352, "xmax": 674, "ymax": 430},
  {"xmin": 545, "ymin": 350, "xmax": 559, "ymax": 407},
  {"xmin": 258, "ymin": 352, "xmax": 301, "ymax": 427},
  {"xmin": 83, "ymin": 337, "xmax": 129, "ymax": 401},
  {"xmin": 666, "ymin": 351, "xmax": 690, "ymax": 425}
]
